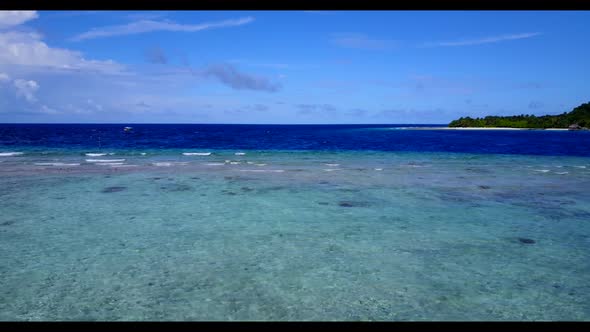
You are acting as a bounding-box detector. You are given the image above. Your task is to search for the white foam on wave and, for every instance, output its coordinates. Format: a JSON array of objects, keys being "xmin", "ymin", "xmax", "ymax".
[
  {"xmin": 533, "ymin": 169, "xmax": 550, "ymax": 173},
  {"xmin": 35, "ymin": 162, "xmax": 80, "ymax": 166},
  {"xmin": 97, "ymin": 162, "xmax": 125, "ymax": 166},
  {"xmin": 205, "ymin": 162, "xmax": 225, "ymax": 166},
  {"xmin": 86, "ymin": 159, "xmax": 125, "ymax": 163},
  {"xmin": 239, "ymin": 169, "xmax": 285, "ymax": 173},
  {"xmin": 324, "ymin": 163, "xmax": 340, "ymax": 167},
  {"xmin": 255, "ymin": 163, "xmax": 267, "ymax": 166},
  {"xmin": 110, "ymin": 164, "xmax": 138, "ymax": 168},
  {"xmin": 246, "ymin": 161, "xmax": 254, "ymax": 164},
  {"xmin": 153, "ymin": 162, "xmax": 189, "ymax": 167},
  {"xmin": 555, "ymin": 172, "xmax": 569, "ymax": 175},
  {"xmin": 323, "ymin": 168, "xmax": 341, "ymax": 172},
  {"xmin": 183, "ymin": 152, "xmax": 211, "ymax": 156},
  {"xmin": 85, "ymin": 153, "xmax": 107, "ymax": 157},
  {"xmin": 235, "ymin": 152, "xmax": 246, "ymax": 156},
  {"xmin": 374, "ymin": 168, "xmax": 383, "ymax": 171},
  {"xmin": 574, "ymin": 166, "xmax": 587, "ymax": 169},
  {"xmin": 0, "ymin": 152, "xmax": 24, "ymax": 157},
  {"xmin": 230, "ymin": 161, "xmax": 241, "ymax": 165}
]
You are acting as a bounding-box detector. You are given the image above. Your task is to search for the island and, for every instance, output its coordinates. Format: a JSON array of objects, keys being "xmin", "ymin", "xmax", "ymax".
[{"xmin": 449, "ymin": 101, "xmax": 590, "ymax": 130}]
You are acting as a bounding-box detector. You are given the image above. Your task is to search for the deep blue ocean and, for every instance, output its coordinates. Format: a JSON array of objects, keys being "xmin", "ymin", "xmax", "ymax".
[{"xmin": 1, "ymin": 124, "xmax": 590, "ymax": 156}]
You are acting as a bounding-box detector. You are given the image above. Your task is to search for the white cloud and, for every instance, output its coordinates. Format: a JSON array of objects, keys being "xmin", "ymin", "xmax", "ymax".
[
  {"xmin": 71, "ymin": 16, "xmax": 255, "ymax": 41},
  {"xmin": 40, "ymin": 104, "xmax": 58, "ymax": 114},
  {"xmin": 422, "ymin": 32, "xmax": 541, "ymax": 47},
  {"xmin": 87, "ymin": 98, "xmax": 103, "ymax": 111},
  {"xmin": 0, "ymin": 72, "xmax": 9, "ymax": 82},
  {"xmin": 0, "ymin": 31, "xmax": 124, "ymax": 73},
  {"xmin": 13, "ymin": 78, "xmax": 39, "ymax": 103},
  {"xmin": 0, "ymin": 11, "xmax": 38, "ymax": 28}
]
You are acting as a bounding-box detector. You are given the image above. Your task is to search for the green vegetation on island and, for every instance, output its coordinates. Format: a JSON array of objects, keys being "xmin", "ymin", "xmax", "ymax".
[{"xmin": 449, "ymin": 102, "xmax": 590, "ymax": 129}]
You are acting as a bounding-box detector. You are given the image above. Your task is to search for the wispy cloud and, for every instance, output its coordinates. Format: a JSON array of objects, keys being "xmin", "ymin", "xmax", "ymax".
[
  {"xmin": 422, "ymin": 32, "xmax": 541, "ymax": 47},
  {"xmin": 145, "ymin": 46, "xmax": 167, "ymax": 64},
  {"xmin": 373, "ymin": 107, "xmax": 453, "ymax": 123},
  {"xmin": 345, "ymin": 108, "xmax": 368, "ymax": 117},
  {"xmin": 201, "ymin": 63, "xmax": 282, "ymax": 93},
  {"xmin": 71, "ymin": 16, "xmax": 255, "ymax": 41},
  {"xmin": 528, "ymin": 101, "xmax": 544, "ymax": 109},
  {"xmin": 136, "ymin": 101, "xmax": 151, "ymax": 109},
  {"xmin": 331, "ymin": 33, "xmax": 398, "ymax": 50},
  {"xmin": 224, "ymin": 104, "xmax": 269, "ymax": 115},
  {"xmin": 296, "ymin": 104, "xmax": 337, "ymax": 115},
  {"xmin": 0, "ymin": 72, "xmax": 9, "ymax": 82},
  {"xmin": 13, "ymin": 79, "xmax": 39, "ymax": 103}
]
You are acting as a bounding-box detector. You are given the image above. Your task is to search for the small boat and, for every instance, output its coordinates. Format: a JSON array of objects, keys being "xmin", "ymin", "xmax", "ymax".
[{"xmin": 123, "ymin": 126, "xmax": 133, "ymax": 132}]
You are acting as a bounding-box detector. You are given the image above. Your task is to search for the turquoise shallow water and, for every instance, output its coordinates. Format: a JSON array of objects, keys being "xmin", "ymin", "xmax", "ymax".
[{"xmin": 1, "ymin": 150, "xmax": 590, "ymax": 320}]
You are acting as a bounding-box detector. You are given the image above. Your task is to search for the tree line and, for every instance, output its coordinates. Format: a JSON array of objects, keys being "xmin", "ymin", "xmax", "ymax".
[{"xmin": 449, "ymin": 102, "xmax": 590, "ymax": 128}]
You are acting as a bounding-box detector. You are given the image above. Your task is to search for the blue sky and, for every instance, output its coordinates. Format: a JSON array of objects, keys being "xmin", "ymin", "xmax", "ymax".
[{"xmin": 0, "ymin": 10, "xmax": 588, "ymax": 123}]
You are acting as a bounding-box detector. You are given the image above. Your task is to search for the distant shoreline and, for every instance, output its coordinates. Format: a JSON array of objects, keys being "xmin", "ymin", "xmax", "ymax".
[{"xmin": 394, "ymin": 127, "xmax": 570, "ymax": 131}]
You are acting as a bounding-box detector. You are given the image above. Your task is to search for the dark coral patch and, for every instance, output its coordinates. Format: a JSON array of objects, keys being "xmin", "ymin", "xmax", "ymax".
[
  {"xmin": 338, "ymin": 201, "xmax": 371, "ymax": 208},
  {"xmin": 101, "ymin": 186, "xmax": 127, "ymax": 193},
  {"xmin": 465, "ymin": 167, "xmax": 491, "ymax": 174},
  {"xmin": 518, "ymin": 237, "xmax": 536, "ymax": 244},
  {"xmin": 161, "ymin": 184, "xmax": 192, "ymax": 192},
  {"xmin": 260, "ymin": 186, "xmax": 285, "ymax": 191},
  {"xmin": 337, "ymin": 188, "xmax": 360, "ymax": 193}
]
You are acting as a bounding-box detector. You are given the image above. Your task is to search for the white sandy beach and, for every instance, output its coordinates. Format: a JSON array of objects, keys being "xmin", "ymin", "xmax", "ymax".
[{"xmin": 394, "ymin": 127, "xmax": 570, "ymax": 131}]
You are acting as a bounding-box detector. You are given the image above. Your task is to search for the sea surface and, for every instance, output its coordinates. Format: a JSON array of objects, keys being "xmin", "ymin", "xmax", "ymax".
[{"xmin": 1, "ymin": 124, "xmax": 590, "ymax": 321}]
